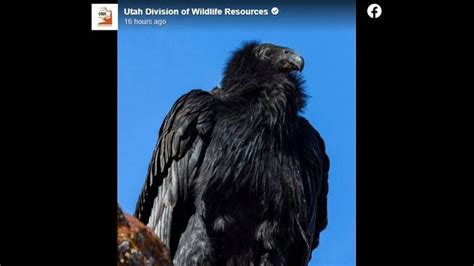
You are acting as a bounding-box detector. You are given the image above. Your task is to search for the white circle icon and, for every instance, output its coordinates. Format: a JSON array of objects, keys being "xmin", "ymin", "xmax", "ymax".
[
  {"xmin": 271, "ymin": 7, "xmax": 279, "ymax": 15},
  {"xmin": 367, "ymin": 4, "xmax": 382, "ymax": 19}
]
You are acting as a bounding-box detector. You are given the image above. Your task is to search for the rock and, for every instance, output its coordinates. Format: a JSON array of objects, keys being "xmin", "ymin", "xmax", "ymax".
[{"xmin": 117, "ymin": 204, "xmax": 172, "ymax": 266}]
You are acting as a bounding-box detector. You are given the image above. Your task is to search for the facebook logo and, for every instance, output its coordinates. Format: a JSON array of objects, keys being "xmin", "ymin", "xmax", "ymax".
[{"xmin": 367, "ymin": 4, "xmax": 382, "ymax": 19}]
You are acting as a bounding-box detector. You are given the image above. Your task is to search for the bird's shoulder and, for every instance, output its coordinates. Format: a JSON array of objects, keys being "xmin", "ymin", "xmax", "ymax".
[
  {"xmin": 297, "ymin": 116, "xmax": 329, "ymax": 196},
  {"xmin": 160, "ymin": 89, "xmax": 217, "ymax": 136},
  {"xmin": 297, "ymin": 117, "xmax": 325, "ymax": 149},
  {"xmin": 134, "ymin": 89, "xmax": 217, "ymax": 222}
]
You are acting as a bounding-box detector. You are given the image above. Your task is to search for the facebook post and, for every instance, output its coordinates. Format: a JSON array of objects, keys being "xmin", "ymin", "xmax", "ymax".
[{"xmin": 115, "ymin": 1, "xmax": 355, "ymax": 265}]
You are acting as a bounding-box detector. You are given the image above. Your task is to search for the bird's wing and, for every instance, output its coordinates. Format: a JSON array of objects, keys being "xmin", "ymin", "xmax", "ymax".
[
  {"xmin": 298, "ymin": 117, "xmax": 330, "ymax": 260},
  {"xmin": 134, "ymin": 89, "xmax": 215, "ymax": 248}
]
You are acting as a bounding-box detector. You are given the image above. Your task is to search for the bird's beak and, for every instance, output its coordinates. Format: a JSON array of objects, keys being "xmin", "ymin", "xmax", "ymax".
[
  {"xmin": 289, "ymin": 52, "xmax": 304, "ymax": 72},
  {"xmin": 281, "ymin": 49, "xmax": 305, "ymax": 72}
]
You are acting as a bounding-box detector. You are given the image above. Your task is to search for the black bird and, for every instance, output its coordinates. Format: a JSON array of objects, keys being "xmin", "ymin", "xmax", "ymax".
[{"xmin": 134, "ymin": 42, "xmax": 329, "ymax": 265}]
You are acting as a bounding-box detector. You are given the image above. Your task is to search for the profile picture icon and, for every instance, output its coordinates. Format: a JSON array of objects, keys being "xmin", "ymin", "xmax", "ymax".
[
  {"xmin": 98, "ymin": 7, "xmax": 113, "ymax": 25},
  {"xmin": 91, "ymin": 4, "xmax": 117, "ymax": 31}
]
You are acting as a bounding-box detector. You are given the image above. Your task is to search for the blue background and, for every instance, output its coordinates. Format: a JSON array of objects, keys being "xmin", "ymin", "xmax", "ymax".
[{"xmin": 118, "ymin": 4, "xmax": 355, "ymax": 265}]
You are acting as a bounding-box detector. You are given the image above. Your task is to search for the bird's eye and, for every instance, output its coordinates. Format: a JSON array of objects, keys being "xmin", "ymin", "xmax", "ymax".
[{"xmin": 264, "ymin": 49, "xmax": 273, "ymax": 57}]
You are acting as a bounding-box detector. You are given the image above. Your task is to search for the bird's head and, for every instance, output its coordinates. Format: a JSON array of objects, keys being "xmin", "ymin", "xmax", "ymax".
[
  {"xmin": 253, "ymin": 43, "xmax": 305, "ymax": 73},
  {"xmin": 218, "ymin": 41, "xmax": 307, "ymax": 110},
  {"xmin": 221, "ymin": 42, "xmax": 305, "ymax": 90}
]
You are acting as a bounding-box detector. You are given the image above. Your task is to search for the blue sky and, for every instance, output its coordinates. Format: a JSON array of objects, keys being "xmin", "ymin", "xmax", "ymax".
[{"xmin": 118, "ymin": 4, "xmax": 355, "ymax": 265}]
